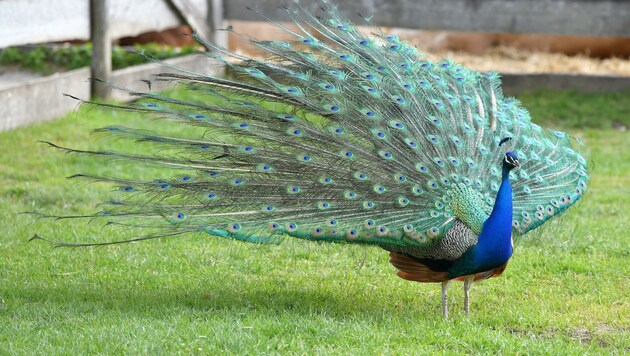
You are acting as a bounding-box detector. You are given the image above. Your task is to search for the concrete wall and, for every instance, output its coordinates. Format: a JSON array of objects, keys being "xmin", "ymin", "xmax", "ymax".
[
  {"xmin": 0, "ymin": 68, "xmax": 90, "ymax": 131},
  {"xmin": 501, "ymin": 74, "xmax": 630, "ymax": 95},
  {"xmin": 225, "ymin": 0, "xmax": 630, "ymax": 37},
  {"xmin": 0, "ymin": 55, "xmax": 220, "ymax": 131}
]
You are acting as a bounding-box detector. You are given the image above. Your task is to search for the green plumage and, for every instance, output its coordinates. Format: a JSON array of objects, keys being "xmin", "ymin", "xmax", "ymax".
[{"xmin": 42, "ymin": 2, "xmax": 588, "ymax": 258}]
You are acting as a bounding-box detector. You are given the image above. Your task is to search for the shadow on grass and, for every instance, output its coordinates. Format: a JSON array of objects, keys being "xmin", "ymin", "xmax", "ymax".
[{"xmin": 7, "ymin": 273, "xmax": 437, "ymax": 322}]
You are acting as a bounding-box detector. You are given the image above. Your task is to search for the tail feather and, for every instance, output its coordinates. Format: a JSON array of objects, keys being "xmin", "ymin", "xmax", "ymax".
[{"xmin": 38, "ymin": 2, "xmax": 588, "ymax": 250}]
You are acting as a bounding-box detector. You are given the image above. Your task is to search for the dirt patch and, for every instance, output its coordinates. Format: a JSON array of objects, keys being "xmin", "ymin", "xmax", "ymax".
[
  {"xmin": 569, "ymin": 327, "xmax": 592, "ymax": 344},
  {"xmin": 508, "ymin": 324, "xmax": 628, "ymax": 350},
  {"xmin": 425, "ymin": 47, "xmax": 630, "ymax": 77},
  {"xmin": 508, "ymin": 326, "xmax": 558, "ymax": 340}
]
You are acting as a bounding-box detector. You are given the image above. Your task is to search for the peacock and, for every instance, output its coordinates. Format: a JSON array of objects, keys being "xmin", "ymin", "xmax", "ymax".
[{"xmin": 35, "ymin": 2, "xmax": 589, "ymax": 318}]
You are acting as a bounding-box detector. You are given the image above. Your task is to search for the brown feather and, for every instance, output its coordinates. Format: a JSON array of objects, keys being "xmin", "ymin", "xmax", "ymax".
[
  {"xmin": 388, "ymin": 252, "xmax": 449, "ymax": 282},
  {"xmin": 389, "ymin": 252, "xmax": 509, "ymax": 283},
  {"xmin": 454, "ymin": 261, "xmax": 509, "ymax": 282}
]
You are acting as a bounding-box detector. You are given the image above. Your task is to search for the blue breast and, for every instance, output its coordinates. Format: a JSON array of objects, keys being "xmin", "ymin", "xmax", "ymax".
[{"xmin": 446, "ymin": 167, "xmax": 514, "ymax": 278}]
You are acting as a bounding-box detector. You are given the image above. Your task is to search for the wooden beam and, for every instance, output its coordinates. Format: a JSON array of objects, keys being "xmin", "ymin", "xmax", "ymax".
[
  {"xmin": 90, "ymin": 0, "xmax": 112, "ymax": 99},
  {"xmin": 166, "ymin": 0, "xmax": 214, "ymax": 40},
  {"xmin": 224, "ymin": 0, "xmax": 630, "ymax": 37}
]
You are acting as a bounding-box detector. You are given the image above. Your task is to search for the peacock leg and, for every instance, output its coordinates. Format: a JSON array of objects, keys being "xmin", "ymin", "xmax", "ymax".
[
  {"xmin": 464, "ymin": 275, "xmax": 475, "ymax": 313},
  {"xmin": 441, "ymin": 280, "xmax": 451, "ymax": 318}
]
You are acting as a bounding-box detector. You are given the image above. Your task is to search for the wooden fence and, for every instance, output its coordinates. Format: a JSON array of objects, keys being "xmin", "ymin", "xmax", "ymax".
[{"xmin": 1, "ymin": 0, "xmax": 629, "ymax": 130}]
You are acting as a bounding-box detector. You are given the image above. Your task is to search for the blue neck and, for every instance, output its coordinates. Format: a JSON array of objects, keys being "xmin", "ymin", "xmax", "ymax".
[
  {"xmin": 489, "ymin": 167, "xmax": 514, "ymax": 229},
  {"xmin": 473, "ymin": 165, "xmax": 514, "ymax": 268}
]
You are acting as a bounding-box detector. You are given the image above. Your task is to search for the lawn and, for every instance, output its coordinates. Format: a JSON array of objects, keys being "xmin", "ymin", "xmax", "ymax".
[{"xmin": 0, "ymin": 90, "xmax": 628, "ymax": 354}]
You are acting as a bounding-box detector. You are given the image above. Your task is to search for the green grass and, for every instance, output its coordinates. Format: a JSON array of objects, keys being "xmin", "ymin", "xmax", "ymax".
[
  {"xmin": 1, "ymin": 90, "xmax": 629, "ymax": 354},
  {"xmin": 518, "ymin": 90, "xmax": 630, "ymax": 130}
]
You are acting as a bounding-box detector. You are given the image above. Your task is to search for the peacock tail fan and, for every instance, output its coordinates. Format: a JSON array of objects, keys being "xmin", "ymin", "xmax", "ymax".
[{"xmin": 38, "ymin": 1, "xmax": 588, "ymax": 249}]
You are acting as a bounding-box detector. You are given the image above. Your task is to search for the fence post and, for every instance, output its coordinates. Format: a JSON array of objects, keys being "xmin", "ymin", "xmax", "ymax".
[
  {"xmin": 90, "ymin": 0, "xmax": 111, "ymax": 99},
  {"xmin": 208, "ymin": 0, "xmax": 228, "ymax": 48}
]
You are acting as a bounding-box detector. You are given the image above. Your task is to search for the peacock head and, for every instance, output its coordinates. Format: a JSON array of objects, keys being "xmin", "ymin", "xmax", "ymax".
[
  {"xmin": 499, "ymin": 137, "xmax": 520, "ymax": 171},
  {"xmin": 503, "ymin": 152, "xmax": 520, "ymax": 170}
]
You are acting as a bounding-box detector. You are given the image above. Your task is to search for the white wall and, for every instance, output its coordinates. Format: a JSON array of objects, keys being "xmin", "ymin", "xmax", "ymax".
[{"xmin": 0, "ymin": 0, "xmax": 208, "ymax": 48}]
